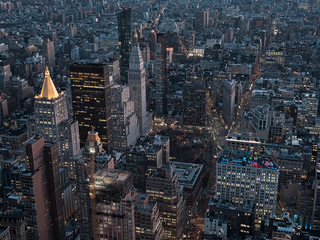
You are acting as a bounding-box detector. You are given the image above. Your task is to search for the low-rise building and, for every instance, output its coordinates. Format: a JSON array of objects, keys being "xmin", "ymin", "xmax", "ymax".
[
  {"xmin": 205, "ymin": 197, "xmax": 255, "ymax": 237},
  {"xmin": 263, "ymin": 214, "xmax": 298, "ymax": 239}
]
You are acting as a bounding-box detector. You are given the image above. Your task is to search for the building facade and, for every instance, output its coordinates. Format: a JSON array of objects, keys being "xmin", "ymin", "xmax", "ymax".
[
  {"xmin": 182, "ymin": 76, "xmax": 207, "ymax": 127},
  {"xmin": 134, "ymin": 194, "xmax": 164, "ymax": 240},
  {"xmin": 128, "ymin": 42, "xmax": 150, "ymax": 136},
  {"xmin": 216, "ymin": 153, "xmax": 279, "ymax": 223},
  {"xmin": 170, "ymin": 161, "xmax": 203, "ymax": 215},
  {"xmin": 111, "ymin": 84, "xmax": 140, "ymax": 152},
  {"xmin": 222, "ymin": 79, "xmax": 236, "ymax": 126},
  {"xmin": 205, "ymin": 198, "xmax": 255, "ymax": 237},
  {"xmin": 70, "ymin": 63, "xmax": 112, "ymax": 151},
  {"xmin": 27, "ymin": 67, "xmax": 80, "ymax": 175},
  {"xmin": 118, "ymin": 7, "xmax": 132, "ymax": 84},
  {"xmin": 93, "ymin": 169, "xmax": 135, "ymax": 240},
  {"xmin": 146, "ymin": 166, "xmax": 187, "ymax": 239},
  {"xmin": 22, "ymin": 136, "xmax": 65, "ymax": 240},
  {"xmin": 155, "ymin": 33, "xmax": 167, "ymax": 116}
]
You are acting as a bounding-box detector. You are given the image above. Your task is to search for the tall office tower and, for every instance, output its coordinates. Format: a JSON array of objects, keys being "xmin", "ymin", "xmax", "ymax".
[
  {"xmin": 107, "ymin": 58, "xmax": 120, "ymax": 84},
  {"xmin": 22, "ymin": 136, "xmax": 65, "ymax": 240},
  {"xmin": 149, "ymin": 30, "xmax": 157, "ymax": 60},
  {"xmin": 222, "ymin": 79, "xmax": 236, "ymax": 127},
  {"xmin": 75, "ymin": 130, "xmax": 109, "ymax": 239},
  {"xmin": 70, "ymin": 63, "xmax": 112, "ymax": 150},
  {"xmin": 111, "ymin": 85, "xmax": 140, "ymax": 152},
  {"xmin": 128, "ymin": 42, "xmax": 150, "ymax": 136},
  {"xmin": 146, "ymin": 166, "xmax": 186, "ymax": 239},
  {"xmin": 32, "ymin": 66, "xmax": 68, "ymax": 138},
  {"xmin": 27, "ymin": 67, "xmax": 80, "ymax": 174},
  {"xmin": 93, "ymin": 169, "xmax": 135, "ymax": 239},
  {"xmin": 155, "ymin": 33, "xmax": 167, "ymax": 116},
  {"xmin": 216, "ymin": 152, "xmax": 279, "ymax": 223},
  {"xmin": 75, "ymin": 156, "xmax": 93, "ymax": 239},
  {"xmin": 194, "ymin": 10, "xmax": 209, "ymax": 31},
  {"xmin": 182, "ymin": 76, "xmax": 207, "ymax": 127},
  {"xmin": 309, "ymin": 142, "xmax": 319, "ymax": 174},
  {"xmin": 43, "ymin": 39, "xmax": 55, "ymax": 68},
  {"xmin": 118, "ymin": 7, "xmax": 132, "ymax": 84},
  {"xmin": 59, "ymin": 167, "xmax": 76, "ymax": 222},
  {"xmin": 0, "ymin": 61, "xmax": 12, "ymax": 90},
  {"xmin": 0, "ymin": 97, "xmax": 8, "ymax": 126},
  {"xmin": 312, "ymin": 152, "xmax": 320, "ymax": 230},
  {"xmin": 134, "ymin": 193, "xmax": 165, "ymax": 240}
]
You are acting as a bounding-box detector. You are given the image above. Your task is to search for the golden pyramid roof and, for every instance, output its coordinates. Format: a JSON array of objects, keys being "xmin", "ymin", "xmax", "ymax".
[{"xmin": 39, "ymin": 66, "xmax": 59, "ymax": 99}]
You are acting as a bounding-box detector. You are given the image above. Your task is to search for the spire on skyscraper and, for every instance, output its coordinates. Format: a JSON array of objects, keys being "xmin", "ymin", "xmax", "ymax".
[
  {"xmin": 129, "ymin": 42, "xmax": 144, "ymax": 71},
  {"xmin": 39, "ymin": 66, "xmax": 59, "ymax": 99}
]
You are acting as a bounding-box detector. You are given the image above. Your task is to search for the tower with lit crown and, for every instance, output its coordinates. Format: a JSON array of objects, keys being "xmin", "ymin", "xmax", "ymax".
[{"xmin": 27, "ymin": 67, "xmax": 80, "ymax": 174}]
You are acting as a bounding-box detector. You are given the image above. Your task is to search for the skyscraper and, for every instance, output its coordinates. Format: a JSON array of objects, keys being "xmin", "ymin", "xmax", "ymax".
[
  {"xmin": 149, "ymin": 30, "xmax": 157, "ymax": 60},
  {"xmin": 75, "ymin": 131, "xmax": 99, "ymax": 240},
  {"xmin": 182, "ymin": 75, "xmax": 207, "ymax": 127},
  {"xmin": 111, "ymin": 84, "xmax": 140, "ymax": 152},
  {"xmin": 75, "ymin": 130, "xmax": 116, "ymax": 239},
  {"xmin": 70, "ymin": 63, "xmax": 112, "ymax": 151},
  {"xmin": 43, "ymin": 39, "xmax": 55, "ymax": 68},
  {"xmin": 31, "ymin": 66, "xmax": 67, "ymax": 141},
  {"xmin": 118, "ymin": 7, "xmax": 132, "ymax": 84},
  {"xmin": 22, "ymin": 136, "xmax": 65, "ymax": 240},
  {"xmin": 155, "ymin": 33, "xmax": 167, "ymax": 116},
  {"xmin": 93, "ymin": 169, "xmax": 135, "ymax": 239},
  {"xmin": 222, "ymin": 79, "xmax": 236, "ymax": 126},
  {"xmin": 194, "ymin": 10, "xmax": 209, "ymax": 31},
  {"xmin": 146, "ymin": 166, "xmax": 187, "ymax": 239},
  {"xmin": 312, "ymin": 146, "xmax": 320, "ymax": 231},
  {"xmin": 27, "ymin": 67, "xmax": 80, "ymax": 175},
  {"xmin": 128, "ymin": 42, "xmax": 150, "ymax": 136}
]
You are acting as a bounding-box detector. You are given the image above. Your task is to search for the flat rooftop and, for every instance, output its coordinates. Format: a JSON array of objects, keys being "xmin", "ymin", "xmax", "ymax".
[
  {"xmin": 208, "ymin": 198, "xmax": 255, "ymax": 213},
  {"xmin": 226, "ymin": 132, "xmax": 261, "ymax": 143},
  {"xmin": 170, "ymin": 161, "xmax": 203, "ymax": 187},
  {"xmin": 94, "ymin": 169, "xmax": 133, "ymax": 198},
  {"xmin": 218, "ymin": 155, "xmax": 278, "ymax": 170},
  {"xmin": 94, "ymin": 169, "xmax": 131, "ymax": 183},
  {"xmin": 0, "ymin": 126, "xmax": 27, "ymax": 137}
]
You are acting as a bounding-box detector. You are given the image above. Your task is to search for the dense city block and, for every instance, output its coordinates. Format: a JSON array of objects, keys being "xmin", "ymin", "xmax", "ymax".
[{"xmin": 0, "ymin": 0, "xmax": 320, "ymax": 239}]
